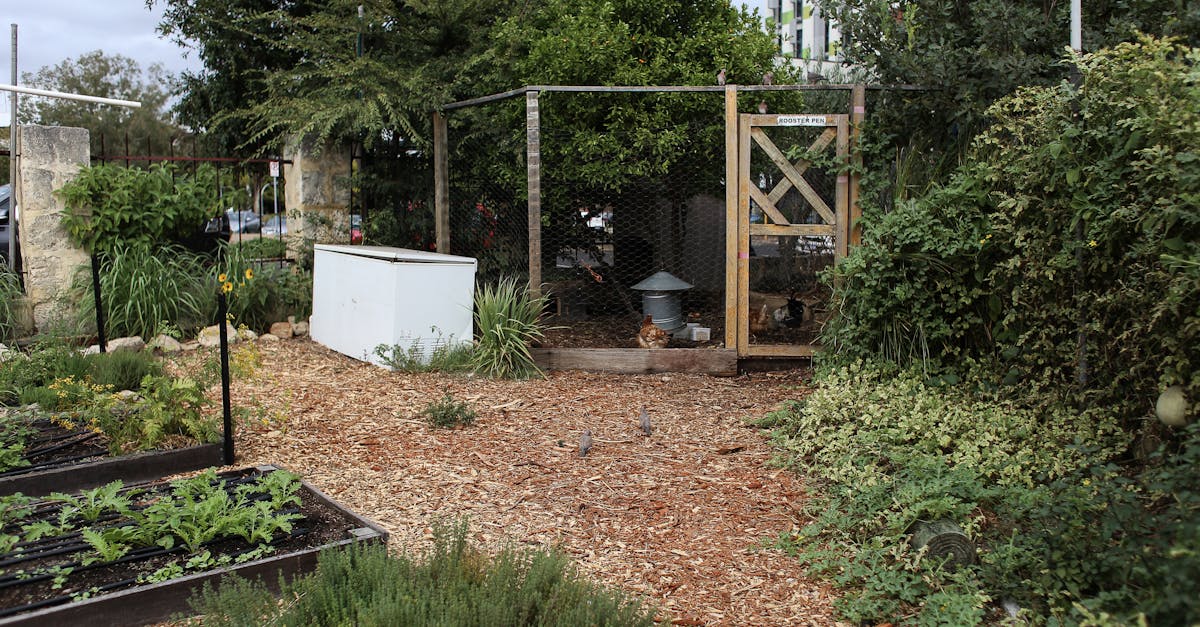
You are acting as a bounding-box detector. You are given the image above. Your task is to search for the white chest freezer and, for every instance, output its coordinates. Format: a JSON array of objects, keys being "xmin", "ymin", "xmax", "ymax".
[{"xmin": 310, "ymin": 244, "xmax": 477, "ymax": 367}]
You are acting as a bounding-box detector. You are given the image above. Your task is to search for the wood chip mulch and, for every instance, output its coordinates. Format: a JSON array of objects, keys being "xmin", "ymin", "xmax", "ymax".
[{"xmin": 190, "ymin": 338, "xmax": 840, "ymax": 626}]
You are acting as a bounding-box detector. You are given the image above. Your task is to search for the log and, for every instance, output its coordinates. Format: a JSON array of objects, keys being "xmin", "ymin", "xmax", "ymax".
[{"xmin": 909, "ymin": 520, "xmax": 976, "ymax": 569}]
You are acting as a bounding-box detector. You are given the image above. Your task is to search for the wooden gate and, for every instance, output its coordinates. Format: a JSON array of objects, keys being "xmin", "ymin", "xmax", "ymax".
[{"xmin": 725, "ymin": 111, "xmax": 851, "ymax": 357}]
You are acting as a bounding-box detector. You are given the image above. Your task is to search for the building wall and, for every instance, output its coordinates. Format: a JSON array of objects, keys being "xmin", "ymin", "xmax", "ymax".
[{"xmin": 765, "ymin": 0, "xmax": 842, "ymax": 61}]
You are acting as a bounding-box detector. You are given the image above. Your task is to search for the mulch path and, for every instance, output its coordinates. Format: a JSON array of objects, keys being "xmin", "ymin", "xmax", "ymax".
[{"xmin": 184, "ymin": 338, "xmax": 839, "ymax": 626}]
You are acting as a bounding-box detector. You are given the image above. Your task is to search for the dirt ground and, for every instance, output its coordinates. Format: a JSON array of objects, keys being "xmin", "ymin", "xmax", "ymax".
[{"xmin": 202, "ymin": 338, "xmax": 838, "ymax": 626}]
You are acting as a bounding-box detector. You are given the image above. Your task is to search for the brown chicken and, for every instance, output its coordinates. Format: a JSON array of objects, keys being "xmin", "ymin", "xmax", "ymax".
[
  {"xmin": 637, "ymin": 315, "xmax": 669, "ymax": 349},
  {"xmin": 748, "ymin": 303, "xmax": 773, "ymax": 335}
]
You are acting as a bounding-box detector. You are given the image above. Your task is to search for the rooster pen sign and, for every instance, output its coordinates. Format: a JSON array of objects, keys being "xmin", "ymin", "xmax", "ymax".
[{"xmin": 775, "ymin": 115, "xmax": 828, "ymax": 127}]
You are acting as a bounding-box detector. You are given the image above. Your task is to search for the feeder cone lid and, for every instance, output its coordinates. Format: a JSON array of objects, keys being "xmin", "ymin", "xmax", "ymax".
[{"xmin": 631, "ymin": 271, "xmax": 693, "ymax": 292}]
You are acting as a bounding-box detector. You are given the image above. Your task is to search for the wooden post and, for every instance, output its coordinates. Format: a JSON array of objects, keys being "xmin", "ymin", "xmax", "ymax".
[
  {"xmin": 736, "ymin": 113, "xmax": 752, "ymax": 354},
  {"xmin": 433, "ymin": 110, "xmax": 450, "ymax": 254},
  {"xmin": 834, "ymin": 115, "xmax": 850, "ymax": 260},
  {"xmin": 724, "ymin": 85, "xmax": 739, "ymax": 351},
  {"xmin": 526, "ymin": 90, "xmax": 542, "ymax": 297},
  {"xmin": 849, "ymin": 84, "xmax": 866, "ymax": 247}
]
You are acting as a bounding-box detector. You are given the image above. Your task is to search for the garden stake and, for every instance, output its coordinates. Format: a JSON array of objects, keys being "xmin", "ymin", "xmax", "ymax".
[
  {"xmin": 90, "ymin": 254, "xmax": 107, "ymax": 353},
  {"xmin": 218, "ymin": 291, "xmax": 234, "ymax": 465}
]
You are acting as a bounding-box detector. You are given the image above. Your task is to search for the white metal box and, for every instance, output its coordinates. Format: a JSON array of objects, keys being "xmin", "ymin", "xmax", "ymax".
[{"xmin": 310, "ymin": 244, "xmax": 477, "ymax": 367}]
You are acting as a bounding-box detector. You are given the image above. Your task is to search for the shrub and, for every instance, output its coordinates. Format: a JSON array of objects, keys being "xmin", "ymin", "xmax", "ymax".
[
  {"xmin": 72, "ymin": 243, "xmax": 211, "ymax": 340},
  {"xmin": 421, "ymin": 391, "xmax": 477, "ymax": 428},
  {"xmin": 87, "ymin": 350, "xmax": 163, "ymax": 392},
  {"xmin": 0, "ymin": 340, "xmax": 91, "ymax": 405},
  {"xmin": 215, "ymin": 244, "xmax": 313, "ymax": 332},
  {"xmin": 57, "ymin": 162, "xmax": 229, "ymax": 255},
  {"xmin": 373, "ymin": 337, "xmax": 475, "ymax": 374},
  {"xmin": 822, "ymin": 36, "xmax": 1200, "ymax": 417},
  {"xmin": 471, "ymin": 276, "xmax": 548, "ymax": 379},
  {"xmin": 186, "ymin": 521, "xmax": 656, "ymax": 626},
  {"xmin": 768, "ymin": 361, "xmax": 1198, "ymax": 625},
  {"xmin": 229, "ymin": 237, "xmax": 286, "ymax": 260}
]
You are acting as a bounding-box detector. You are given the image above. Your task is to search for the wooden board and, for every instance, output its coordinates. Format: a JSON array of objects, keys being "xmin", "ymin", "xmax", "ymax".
[
  {"xmin": 531, "ymin": 348, "xmax": 738, "ymax": 376},
  {"xmin": 0, "ymin": 443, "xmax": 223, "ymax": 498}
]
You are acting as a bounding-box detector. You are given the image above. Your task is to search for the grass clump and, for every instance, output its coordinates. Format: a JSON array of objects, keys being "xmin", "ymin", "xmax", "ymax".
[
  {"xmin": 87, "ymin": 350, "xmax": 163, "ymax": 392},
  {"xmin": 72, "ymin": 243, "xmax": 209, "ymax": 340},
  {"xmin": 471, "ymin": 276, "xmax": 548, "ymax": 380},
  {"xmin": 0, "ymin": 267, "xmax": 23, "ymax": 343},
  {"xmin": 186, "ymin": 520, "xmax": 656, "ymax": 626},
  {"xmin": 421, "ymin": 391, "xmax": 477, "ymax": 429},
  {"xmin": 230, "ymin": 237, "xmax": 286, "ymax": 260}
]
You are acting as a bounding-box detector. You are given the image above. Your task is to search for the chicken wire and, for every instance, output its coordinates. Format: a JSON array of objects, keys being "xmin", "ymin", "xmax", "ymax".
[
  {"xmin": 441, "ymin": 86, "xmax": 872, "ymax": 351},
  {"xmin": 445, "ymin": 92, "xmax": 729, "ymax": 349}
]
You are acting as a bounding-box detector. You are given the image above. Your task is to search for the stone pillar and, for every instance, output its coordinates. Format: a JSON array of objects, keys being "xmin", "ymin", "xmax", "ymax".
[
  {"xmin": 282, "ymin": 136, "xmax": 351, "ymax": 257},
  {"xmin": 16, "ymin": 125, "xmax": 90, "ymax": 332}
]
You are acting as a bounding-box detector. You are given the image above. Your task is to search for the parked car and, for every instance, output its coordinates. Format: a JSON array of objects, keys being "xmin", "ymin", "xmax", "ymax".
[
  {"xmin": 227, "ymin": 209, "xmax": 262, "ymax": 234},
  {"xmin": 0, "ymin": 184, "xmax": 17, "ymax": 264},
  {"xmin": 261, "ymin": 214, "xmax": 287, "ymax": 237},
  {"xmin": 181, "ymin": 211, "xmax": 231, "ymax": 255}
]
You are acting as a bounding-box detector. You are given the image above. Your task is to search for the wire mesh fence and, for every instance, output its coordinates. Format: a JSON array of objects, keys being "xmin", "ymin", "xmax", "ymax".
[{"xmin": 435, "ymin": 85, "xmax": 912, "ymax": 353}]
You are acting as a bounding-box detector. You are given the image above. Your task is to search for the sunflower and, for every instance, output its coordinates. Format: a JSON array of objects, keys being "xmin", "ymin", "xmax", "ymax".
[
  {"xmin": 218, "ymin": 273, "xmax": 229, "ymax": 283},
  {"xmin": 222, "ymin": 281, "xmax": 234, "ymax": 294},
  {"xmin": 244, "ymin": 268, "xmax": 255, "ymax": 280}
]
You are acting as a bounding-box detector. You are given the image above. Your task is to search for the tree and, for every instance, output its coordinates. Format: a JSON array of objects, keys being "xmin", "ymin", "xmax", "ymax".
[
  {"xmin": 817, "ymin": 0, "xmax": 1200, "ymax": 174},
  {"xmin": 19, "ymin": 51, "xmax": 182, "ymax": 156},
  {"xmin": 151, "ymin": 0, "xmax": 320, "ymax": 156}
]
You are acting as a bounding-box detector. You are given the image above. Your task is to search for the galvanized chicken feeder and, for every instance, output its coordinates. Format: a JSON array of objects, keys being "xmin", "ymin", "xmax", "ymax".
[{"xmin": 631, "ymin": 271, "xmax": 692, "ymax": 331}]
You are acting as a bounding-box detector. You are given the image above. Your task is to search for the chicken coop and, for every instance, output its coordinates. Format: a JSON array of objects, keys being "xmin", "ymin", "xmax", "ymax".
[{"xmin": 430, "ymin": 83, "xmax": 870, "ymax": 373}]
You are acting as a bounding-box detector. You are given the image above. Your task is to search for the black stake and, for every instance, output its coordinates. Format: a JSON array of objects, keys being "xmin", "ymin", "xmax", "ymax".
[
  {"xmin": 90, "ymin": 254, "xmax": 107, "ymax": 353},
  {"xmin": 218, "ymin": 291, "xmax": 234, "ymax": 465}
]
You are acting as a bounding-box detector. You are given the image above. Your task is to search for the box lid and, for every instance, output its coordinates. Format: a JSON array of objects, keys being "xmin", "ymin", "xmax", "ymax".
[{"xmin": 314, "ymin": 244, "xmax": 477, "ymax": 265}]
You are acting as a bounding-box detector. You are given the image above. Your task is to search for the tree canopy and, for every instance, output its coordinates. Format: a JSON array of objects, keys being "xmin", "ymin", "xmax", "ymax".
[{"xmin": 18, "ymin": 50, "xmax": 182, "ymax": 156}]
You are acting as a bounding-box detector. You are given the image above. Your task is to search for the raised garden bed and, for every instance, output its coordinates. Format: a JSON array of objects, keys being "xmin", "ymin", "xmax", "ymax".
[
  {"xmin": 0, "ymin": 465, "xmax": 388, "ymax": 626},
  {"xmin": 0, "ymin": 415, "xmax": 221, "ymax": 498}
]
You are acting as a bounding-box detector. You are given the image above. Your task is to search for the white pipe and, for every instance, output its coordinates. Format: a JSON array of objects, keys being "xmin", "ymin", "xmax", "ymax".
[
  {"xmin": 7, "ymin": 25, "xmax": 16, "ymax": 270},
  {"xmin": 0, "ymin": 83, "xmax": 141, "ymax": 108},
  {"xmin": 1071, "ymin": 0, "xmax": 1081, "ymax": 51}
]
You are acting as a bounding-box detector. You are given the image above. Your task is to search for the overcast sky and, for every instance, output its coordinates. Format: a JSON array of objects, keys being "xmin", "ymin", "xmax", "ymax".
[{"xmin": 1, "ymin": 0, "xmax": 201, "ymax": 118}]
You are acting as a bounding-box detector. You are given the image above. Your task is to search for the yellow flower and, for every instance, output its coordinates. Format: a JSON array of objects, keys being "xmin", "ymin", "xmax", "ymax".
[
  {"xmin": 218, "ymin": 273, "xmax": 229, "ymax": 283},
  {"xmin": 1088, "ymin": 240, "xmax": 1098, "ymax": 248},
  {"xmin": 244, "ymin": 268, "xmax": 254, "ymax": 280},
  {"xmin": 222, "ymin": 281, "xmax": 234, "ymax": 294}
]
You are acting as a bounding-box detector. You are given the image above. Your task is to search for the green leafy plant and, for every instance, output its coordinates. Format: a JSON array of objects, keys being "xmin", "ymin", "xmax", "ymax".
[
  {"xmin": 186, "ymin": 520, "xmax": 656, "ymax": 626},
  {"xmin": 230, "ymin": 236, "xmax": 287, "ymax": 260},
  {"xmin": 71, "ymin": 242, "xmax": 211, "ymax": 340},
  {"xmin": 57, "ymin": 162, "xmax": 228, "ymax": 255},
  {"xmin": 421, "ymin": 391, "xmax": 477, "ymax": 429},
  {"xmin": 471, "ymin": 276, "xmax": 549, "ymax": 379},
  {"xmin": 767, "ymin": 361, "xmax": 1199, "ymax": 624},
  {"xmin": 821, "ymin": 36, "xmax": 1200, "ymax": 418},
  {"xmin": 373, "ymin": 334, "xmax": 475, "ymax": 374},
  {"xmin": 215, "ymin": 244, "xmax": 313, "ymax": 332},
  {"xmin": 82, "ymin": 374, "xmax": 218, "ymax": 455},
  {"xmin": 0, "ymin": 417, "xmax": 35, "ymax": 473}
]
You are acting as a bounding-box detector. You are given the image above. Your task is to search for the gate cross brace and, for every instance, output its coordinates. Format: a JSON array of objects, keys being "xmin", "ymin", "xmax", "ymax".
[{"xmin": 748, "ymin": 127, "xmax": 838, "ymax": 226}]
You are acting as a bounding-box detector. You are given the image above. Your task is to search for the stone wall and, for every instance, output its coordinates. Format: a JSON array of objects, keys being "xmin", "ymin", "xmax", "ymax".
[
  {"xmin": 282, "ymin": 136, "xmax": 351, "ymax": 253},
  {"xmin": 16, "ymin": 125, "xmax": 90, "ymax": 332}
]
